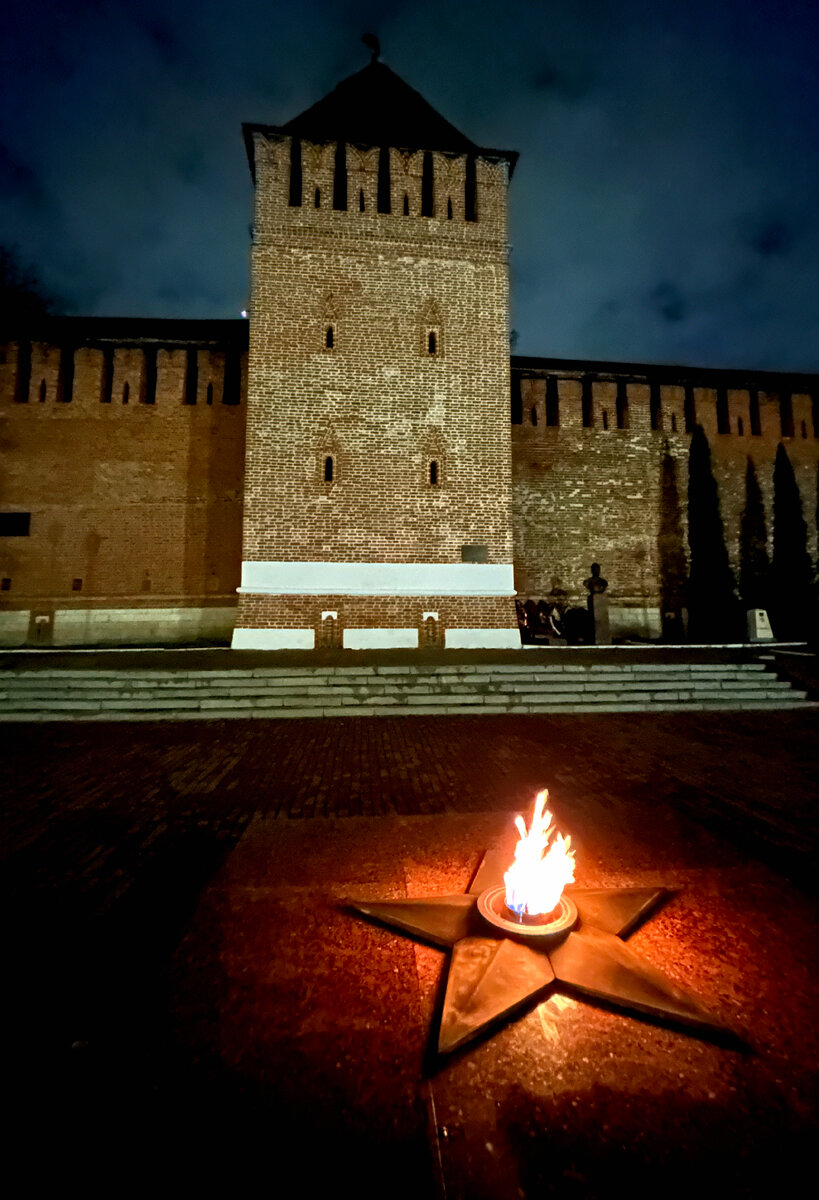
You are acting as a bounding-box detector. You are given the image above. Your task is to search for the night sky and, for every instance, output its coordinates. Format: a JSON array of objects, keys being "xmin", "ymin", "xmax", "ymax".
[{"xmin": 2, "ymin": 0, "xmax": 818, "ymax": 371}]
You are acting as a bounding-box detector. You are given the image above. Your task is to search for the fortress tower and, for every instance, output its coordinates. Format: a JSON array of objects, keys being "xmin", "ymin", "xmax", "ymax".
[{"xmin": 232, "ymin": 59, "xmax": 521, "ymax": 650}]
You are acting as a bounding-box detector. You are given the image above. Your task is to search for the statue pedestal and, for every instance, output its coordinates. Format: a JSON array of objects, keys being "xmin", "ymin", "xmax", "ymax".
[{"xmin": 588, "ymin": 592, "xmax": 611, "ymax": 645}]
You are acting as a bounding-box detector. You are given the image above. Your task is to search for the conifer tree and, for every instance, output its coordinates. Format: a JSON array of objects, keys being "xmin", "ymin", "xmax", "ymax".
[
  {"xmin": 771, "ymin": 444, "xmax": 813, "ymax": 639},
  {"xmin": 739, "ymin": 457, "xmax": 770, "ymax": 610},
  {"xmin": 687, "ymin": 424, "xmax": 738, "ymax": 641},
  {"xmin": 657, "ymin": 444, "xmax": 687, "ymax": 637}
]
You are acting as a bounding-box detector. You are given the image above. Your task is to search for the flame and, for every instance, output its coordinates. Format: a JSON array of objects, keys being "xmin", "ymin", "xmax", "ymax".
[{"xmin": 504, "ymin": 790, "xmax": 576, "ymax": 918}]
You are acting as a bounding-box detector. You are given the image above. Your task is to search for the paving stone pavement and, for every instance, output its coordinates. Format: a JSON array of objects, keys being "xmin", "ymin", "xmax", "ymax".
[{"xmin": 3, "ymin": 710, "xmax": 818, "ymax": 1195}]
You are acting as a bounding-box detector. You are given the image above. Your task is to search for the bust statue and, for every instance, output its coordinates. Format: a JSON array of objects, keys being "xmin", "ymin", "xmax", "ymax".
[{"xmin": 584, "ymin": 562, "xmax": 608, "ymax": 596}]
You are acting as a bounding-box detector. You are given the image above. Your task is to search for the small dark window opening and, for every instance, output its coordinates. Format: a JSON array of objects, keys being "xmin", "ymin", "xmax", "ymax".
[
  {"xmin": 461, "ymin": 544, "xmax": 488, "ymax": 563},
  {"xmin": 14, "ymin": 340, "xmax": 31, "ymax": 403},
  {"xmin": 122, "ymin": 381, "xmax": 129, "ymax": 404},
  {"xmin": 184, "ymin": 348, "xmax": 198, "ymax": 405},
  {"xmin": 326, "ymin": 326, "xmax": 334, "ymax": 350},
  {"xmin": 779, "ymin": 394, "xmax": 794, "ymax": 437},
  {"xmin": 581, "ymin": 378, "xmax": 593, "ymax": 427},
  {"xmin": 649, "ymin": 381, "xmax": 661, "ymax": 430},
  {"xmin": 427, "ymin": 330, "xmax": 437, "ymax": 355},
  {"xmin": 615, "ymin": 380, "xmax": 629, "ymax": 429},
  {"xmin": 314, "ymin": 188, "xmax": 321, "ymax": 208},
  {"xmin": 546, "ymin": 377, "xmax": 560, "ymax": 426},
  {"xmin": 530, "ymin": 405, "xmax": 538, "ymax": 426},
  {"xmin": 332, "ymin": 140, "xmax": 348, "ymax": 211},
  {"xmin": 801, "ymin": 419, "xmax": 807, "ymax": 439},
  {"xmin": 1, "ymin": 577, "xmax": 10, "ymax": 591},
  {"xmin": 324, "ymin": 455, "xmax": 334, "ymax": 483},
  {"xmin": 464, "ymin": 155, "xmax": 477, "ymax": 222},
  {"xmin": 447, "ymin": 197, "xmax": 453, "ymax": 219},
  {"xmin": 511, "ymin": 376, "xmax": 523, "ymax": 424},
  {"xmin": 429, "ymin": 460, "xmax": 438, "ymax": 485},
  {"xmin": 57, "ymin": 345, "xmax": 74, "ymax": 403},
  {"xmin": 421, "ymin": 151, "xmax": 434, "ymax": 217},
  {"xmin": 683, "ymin": 385, "xmax": 696, "ymax": 433},
  {"xmin": 377, "ymin": 147, "xmax": 391, "ymax": 213},
  {"xmin": 750, "ymin": 391, "xmax": 762, "ymax": 436},
  {"xmin": 39, "ymin": 379, "xmax": 47, "ymax": 403},
  {"xmin": 101, "ymin": 348, "xmax": 114, "ymax": 404},
  {"xmin": 206, "ymin": 382, "xmax": 214, "ymax": 405},
  {"xmin": 737, "ymin": 416, "xmax": 744, "ymax": 437},
  {"xmin": 602, "ymin": 409, "xmax": 609, "ymax": 430},
  {"xmin": 0, "ymin": 512, "xmax": 30, "ymax": 536},
  {"xmin": 716, "ymin": 388, "xmax": 730, "ymax": 434},
  {"xmin": 72, "ymin": 578, "xmax": 82, "ymax": 592},
  {"xmin": 359, "ymin": 189, "xmax": 365, "ymax": 212},
  {"xmin": 403, "ymin": 193, "xmax": 410, "ymax": 216},
  {"xmin": 288, "ymin": 138, "xmax": 303, "ymax": 207},
  {"xmin": 671, "ymin": 413, "xmax": 678, "ymax": 432},
  {"xmin": 223, "ymin": 351, "xmax": 240, "ymax": 405},
  {"xmin": 143, "ymin": 347, "xmax": 157, "ymax": 404}
]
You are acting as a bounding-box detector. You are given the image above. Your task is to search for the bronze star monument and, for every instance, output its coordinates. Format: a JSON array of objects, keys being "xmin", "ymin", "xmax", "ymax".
[{"xmin": 349, "ymin": 821, "xmax": 730, "ymax": 1056}]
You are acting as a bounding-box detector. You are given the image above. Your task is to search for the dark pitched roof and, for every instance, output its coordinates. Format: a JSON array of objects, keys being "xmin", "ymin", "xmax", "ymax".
[{"xmin": 243, "ymin": 61, "xmax": 517, "ymax": 177}]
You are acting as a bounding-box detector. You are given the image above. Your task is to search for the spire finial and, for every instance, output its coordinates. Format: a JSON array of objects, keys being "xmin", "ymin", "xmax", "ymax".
[{"xmin": 361, "ymin": 33, "xmax": 380, "ymax": 63}]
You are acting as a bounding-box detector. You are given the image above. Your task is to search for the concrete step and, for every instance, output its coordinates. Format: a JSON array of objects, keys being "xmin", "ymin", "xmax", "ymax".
[{"xmin": 0, "ymin": 659, "xmax": 809, "ymax": 720}]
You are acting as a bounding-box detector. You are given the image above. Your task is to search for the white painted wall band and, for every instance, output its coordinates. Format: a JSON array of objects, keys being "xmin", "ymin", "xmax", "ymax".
[
  {"xmin": 342, "ymin": 628, "xmax": 419, "ymax": 649},
  {"xmin": 444, "ymin": 628, "xmax": 522, "ymax": 649},
  {"xmin": 231, "ymin": 627, "xmax": 316, "ymax": 650},
  {"xmin": 239, "ymin": 561, "xmax": 515, "ymax": 596}
]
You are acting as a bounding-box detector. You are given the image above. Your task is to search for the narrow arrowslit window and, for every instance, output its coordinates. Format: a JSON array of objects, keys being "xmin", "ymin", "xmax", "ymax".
[
  {"xmin": 314, "ymin": 188, "xmax": 321, "ymax": 208},
  {"xmin": 359, "ymin": 189, "xmax": 365, "ymax": 212},
  {"xmin": 403, "ymin": 193, "xmax": 410, "ymax": 216},
  {"xmin": 206, "ymin": 383, "xmax": 214, "ymax": 405},
  {"xmin": 39, "ymin": 379, "xmax": 46, "ymax": 403},
  {"xmin": 324, "ymin": 455, "xmax": 334, "ymax": 483},
  {"xmin": 428, "ymin": 330, "xmax": 437, "ymax": 355},
  {"xmin": 325, "ymin": 326, "xmax": 334, "ymax": 350},
  {"xmin": 581, "ymin": 378, "xmax": 593, "ymax": 427},
  {"xmin": 447, "ymin": 197, "xmax": 453, "ymax": 219},
  {"xmin": 750, "ymin": 391, "xmax": 761, "ymax": 436},
  {"xmin": 377, "ymin": 147, "xmax": 391, "ymax": 212},
  {"xmin": 332, "ymin": 141, "xmax": 347, "ymax": 210},
  {"xmin": 545, "ymin": 376, "xmax": 560, "ymax": 426},
  {"xmin": 464, "ymin": 154, "xmax": 477, "ymax": 222},
  {"xmin": 429, "ymin": 460, "xmax": 438, "ymax": 486},
  {"xmin": 288, "ymin": 138, "xmax": 302, "ymax": 206},
  {"xmin": 421, "ymin": 151, "xmax": 434, "ymax": 216},
  {"xmin": 615, "ymin": 380, "xmax": 629, "ymax": 428},
  {"xmin": 122, "ymin": 381, "xmax": 129, "ymax": 404},
  {"xmin": 602, "ymin": 409, "xmax": 609, "ymax": 430}
]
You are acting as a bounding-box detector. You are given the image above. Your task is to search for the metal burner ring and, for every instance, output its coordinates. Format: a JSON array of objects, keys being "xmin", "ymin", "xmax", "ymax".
[{"xmin": 477, "ymin": 885, "xmax": 578, "ymax": 941}]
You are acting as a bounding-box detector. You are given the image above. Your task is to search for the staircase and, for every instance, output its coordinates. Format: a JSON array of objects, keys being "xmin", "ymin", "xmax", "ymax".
[{"xmin": 0, "ymin": 657, "xmax": 813, "ymax": 721}]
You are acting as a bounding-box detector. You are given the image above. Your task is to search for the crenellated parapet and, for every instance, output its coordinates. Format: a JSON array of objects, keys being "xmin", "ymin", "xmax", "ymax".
[{"xmin": 1, "ymin": 316, "xmax": 248, "ymax": 411}]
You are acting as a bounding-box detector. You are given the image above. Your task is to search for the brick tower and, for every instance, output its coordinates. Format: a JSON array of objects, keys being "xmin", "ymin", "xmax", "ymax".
[{"xmin": 232, "ymin": 59, "xmax": 521, "ymax": 650}]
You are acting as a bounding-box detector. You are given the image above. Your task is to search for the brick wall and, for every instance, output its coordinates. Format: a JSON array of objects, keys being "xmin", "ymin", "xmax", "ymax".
[
  {"xmin": 511, "ymin": 360, "xmax": 819, "ymax": 636},
  {"xmin": 0, "ymin": 321, "xmax": 247, "ymax": 643}
]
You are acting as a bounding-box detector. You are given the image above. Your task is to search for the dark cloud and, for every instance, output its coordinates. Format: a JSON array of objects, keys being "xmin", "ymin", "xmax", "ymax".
[
  {"xmin": 0, "ymin": 143, "xmax": 48, "ymax": 207},
  {"xmin": 747, "ymin": 218, "xmax": 794, "ymax": 257},
  {"xmin": 139, "ymin": 17, "xmax": 187, "ymax": 67},
  {"xmin": 650, "ymin": 282, "xmax": 687, "ymax": 324}
]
